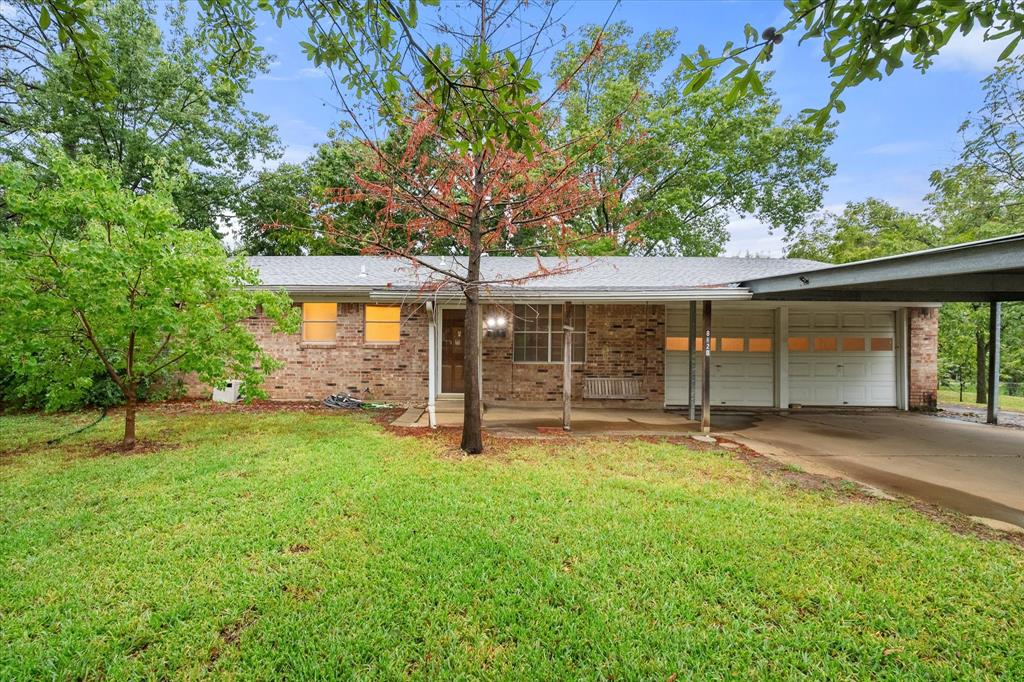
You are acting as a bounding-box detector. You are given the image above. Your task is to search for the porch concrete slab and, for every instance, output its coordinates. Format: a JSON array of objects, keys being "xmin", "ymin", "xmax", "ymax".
[
  {"xmin": 723, "ymin": 412, "xmax": 1024, "ymax": 530},
  {"xmin": 409, "ymin": 405, "xmax": 696, "ymax": 435}
]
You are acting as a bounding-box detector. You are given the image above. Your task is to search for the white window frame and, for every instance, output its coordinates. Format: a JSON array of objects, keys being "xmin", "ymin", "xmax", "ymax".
[{"xmin": 512, "ymin": 303, "xmax": 586, "ymax": 364}]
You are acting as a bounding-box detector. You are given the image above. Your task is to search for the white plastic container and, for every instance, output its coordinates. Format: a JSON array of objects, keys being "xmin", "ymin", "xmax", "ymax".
[{"xmin": 212, "ymin": 380, "xmax": 242, "ymax": 403}]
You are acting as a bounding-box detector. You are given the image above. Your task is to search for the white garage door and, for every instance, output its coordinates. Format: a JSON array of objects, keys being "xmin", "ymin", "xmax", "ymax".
[
  {"xmin": 787, "ymin": 310, "xmax": 897, "ymax": 407},
  {"xmin": 665, "ymin": 307, "xmax": 774, "ymax": 407}
]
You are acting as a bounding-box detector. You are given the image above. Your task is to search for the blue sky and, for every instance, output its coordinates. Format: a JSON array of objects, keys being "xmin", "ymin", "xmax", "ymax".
[{"xmin": 245, "ymin": 0, "xmax": 1013, "ymax": 256}]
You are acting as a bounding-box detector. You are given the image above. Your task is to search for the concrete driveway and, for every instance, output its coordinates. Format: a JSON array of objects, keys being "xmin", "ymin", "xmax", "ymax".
[{"xmin": 721, "ymin": 412, "xmax": 1024, "ymax": 531}]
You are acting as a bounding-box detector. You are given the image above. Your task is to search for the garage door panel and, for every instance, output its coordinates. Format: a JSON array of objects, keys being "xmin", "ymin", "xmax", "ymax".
[
  {"xmin": 788, "ymin": 309, "xmax": 896, "ymax": 407},
  {"xmin": 813, "ymin": 362, "xmax": 841, "ymax": 378},
  {"xmin": 665, "ymin": 307, "xmax": 774, "ymax": 407},
  {"xmin": 842, "ymin": 313, "xmax": 867, "ymax": 328}
]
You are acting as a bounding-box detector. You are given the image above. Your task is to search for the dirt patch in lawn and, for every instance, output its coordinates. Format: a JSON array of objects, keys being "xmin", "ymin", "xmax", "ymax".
[{"xmin": 209, "ymin": 606, "xmax": 259, "ymax": 664}]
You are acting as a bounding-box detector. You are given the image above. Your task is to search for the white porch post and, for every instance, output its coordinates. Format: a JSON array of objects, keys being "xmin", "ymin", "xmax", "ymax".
[
  {"xmin": 562, "ymin": 301, "xmax": 573, "ymax": 431},
  {"xmin": 774, "ymin": 306, "xmax": 789, "ymax": 410},
  {"xmin": 896, "ymin": 307, "xmax": 909, "ymax": 411},
  {"xmin": 426, "ymin": 301, "xmax": 437, "ymax": 428},
  {"xmin": 701, "ymin": 300, "xmax": 712, "ymax": 433},
  {"xmin": 687, "ymin": 301, "xmax": 697, "ymax": 421}
]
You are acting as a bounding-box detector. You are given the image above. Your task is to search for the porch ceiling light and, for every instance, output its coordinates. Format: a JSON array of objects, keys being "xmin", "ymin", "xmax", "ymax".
[{"xmin": 484, "ymin": 314, "xmax": 508, "ymax": 337}]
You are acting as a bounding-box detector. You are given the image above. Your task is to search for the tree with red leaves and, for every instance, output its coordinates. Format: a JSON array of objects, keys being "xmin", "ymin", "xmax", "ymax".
[{"xmin": 326, "ymin": 104, "xmax": 603, "ymax": 453}]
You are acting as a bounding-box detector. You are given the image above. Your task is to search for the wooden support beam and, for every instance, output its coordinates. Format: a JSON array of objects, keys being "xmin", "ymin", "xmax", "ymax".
[
  {"xmin": 688, "ymin": 301, "xmax": 696, "ymax": 421},
  {"xmin": 987, "ymin": 301, "xmax": 1001, "ymax": 425},
  {"xmin": 563, "ymin": 301, "xmax": 573, "ymax": 431},
  {"xmin": 701, "ymin": 300, "xmax": 712, "ymax": 433}
]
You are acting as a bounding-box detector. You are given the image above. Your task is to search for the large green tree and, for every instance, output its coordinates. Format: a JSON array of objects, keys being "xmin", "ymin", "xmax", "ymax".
[
  {"xmin": 0, "ymin": 152, "xmax": 298, "ymax": 449},
  {"xmin": 1, "ymin": 0, "xmax": 278, "ymax": 232},
  {"xmin": 549, "ymin": 23, "xmax": 835, "ymax": 256},
  {"xmin": 784, "ymin": 198, "xmax": 937, "ymax": 263}
]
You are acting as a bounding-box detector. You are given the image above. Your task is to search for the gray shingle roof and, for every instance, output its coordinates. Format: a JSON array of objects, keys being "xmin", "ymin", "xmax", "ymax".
[{"xmin": 247, "ymin": 255, "xmax": 827, "ymax": 292}]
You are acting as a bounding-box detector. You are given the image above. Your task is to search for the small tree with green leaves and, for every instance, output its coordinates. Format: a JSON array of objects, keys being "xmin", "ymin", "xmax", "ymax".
[{"xmin": 0, "ymin": 153, "xmax": 298, "ymax": 449}]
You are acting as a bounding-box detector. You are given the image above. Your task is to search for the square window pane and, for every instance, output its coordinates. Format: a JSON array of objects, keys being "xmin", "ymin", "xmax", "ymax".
[
  {"xmin": 304, "ymin": 321, "xmax": 336, "ymax": 342},
  {"xmin": 814, "ymin": 337, "xmax": 837, "ymax": 351},
  {"xmin": 749, "ymin": 338, "xmax": 772, "ymax": 352},
  {"xmin": 366, "ymin": 321, "xmax": 399, "ymax": 343},
  {"xmin": 572, "ymin": 332, "xmax": 585, "ymax": 361},
  {"xmin": 871, "ymin": 337, "xmax": 893, "ymax": 351},
  {"xmin": 788, "ymin": 337, "xmax": 810, "ymax": 352},
  {"xmin": 720, "ymin": 337, "xmax": 744, "ymax": 352},
  {"xmin": 303, "ymin": 302, "xmax": 337, "ymax": 322},
  {"xmin": 365, "ymin": 305, "xmax": 400, "ymax": 322},
  {"xmin": 842, "ymin": 337, "xmax": 866, "ymax": 352},
  {"xmin": 666, "ymin": 337, "xmax": 688, "ymax": 351}
]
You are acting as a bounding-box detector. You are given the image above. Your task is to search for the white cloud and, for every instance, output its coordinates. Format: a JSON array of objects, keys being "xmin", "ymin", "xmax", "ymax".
[
  {"xmin": 0, "ymin": 1, "xmax": 19, "ymax": 18},
  {"xmin": 934, "ymin": 31, "xmax": 1021, "ymax": 73},
  {"xmin": 256, "ymin": 67, "xmax": 328, "ymax": 82},
  {"xmin": 724, "ymin": 215, "xmax": 787, "ymax": 257},
  {"xmin": 863, "ymin": 140, "xmax": 933, "ymax": 156}
]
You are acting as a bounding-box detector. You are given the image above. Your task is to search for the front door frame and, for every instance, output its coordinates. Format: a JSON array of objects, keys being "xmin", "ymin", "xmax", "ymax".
[{"xmin": 434, "ymin": 304, "xmax": 466, "ymax": 398}]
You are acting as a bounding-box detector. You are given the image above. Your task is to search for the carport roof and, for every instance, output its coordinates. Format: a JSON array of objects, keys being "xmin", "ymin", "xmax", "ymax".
[{"xmin": 740, "ymin": 232, "xmax": 1024, "ymax": 302}]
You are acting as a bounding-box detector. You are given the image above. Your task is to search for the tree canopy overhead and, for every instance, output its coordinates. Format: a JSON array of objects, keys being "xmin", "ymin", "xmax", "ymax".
[
  {"xmin": 549, "ymin": 22, "xmax": 835, "ymax": 257},
  {"xmin": 680, "ymin": 1, "xmax": 1024, "ymax": 128},
  {"xmin": 1, "ymin": 0, "xmax": 279, "ymax": 232}
]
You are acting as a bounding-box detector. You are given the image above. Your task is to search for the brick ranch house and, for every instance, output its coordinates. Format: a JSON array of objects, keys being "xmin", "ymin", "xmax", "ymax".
[{"xmin": 217, "ymin": 253, "xmax": 949, "ymax": 418}]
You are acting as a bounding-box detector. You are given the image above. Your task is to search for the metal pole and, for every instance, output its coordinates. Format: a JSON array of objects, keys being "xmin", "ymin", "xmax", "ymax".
[
  {"xmin": 688, "ymin": 301, "xmax": 696, "ymax": 421},
  {"xmin": 562, "ymin": 301, "xmax": 573, "ymax": 431},
  {"xmin": 987, "ymin": 301, "xmax": 1001, "ymax": 425},
  {"xmin": 701, "ymin": 300, "xmax": 712, "ymax": 433}
]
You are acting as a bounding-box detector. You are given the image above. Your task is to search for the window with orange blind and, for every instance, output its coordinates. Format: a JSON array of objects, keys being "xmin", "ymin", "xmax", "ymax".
[
  {"xmin": 366, "ymin": 305, "xmax": 401, "ymax": 343},
  {"xmin": 302, "ymin": 302, "xmax": 337, "ymax": 342}
]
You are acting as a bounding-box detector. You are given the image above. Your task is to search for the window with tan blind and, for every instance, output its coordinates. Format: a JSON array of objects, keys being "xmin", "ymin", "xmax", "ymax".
[
  {"xmin": 302, "ymin": 302, "xmax": 337, "ymax": 342},
  {"xmin": 366, "ymin": 305, "xmax": 401, "ymax": 343}
]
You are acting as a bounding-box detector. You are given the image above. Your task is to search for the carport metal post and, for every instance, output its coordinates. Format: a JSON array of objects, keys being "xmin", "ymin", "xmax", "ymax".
[
  {"xmin": 688, "ymin": 301, "xmax": 697, "ymax": 421},
  {"xmin": 701, "ymin": 300, "xmax": 712, "ymax": 433},
  {"xmin": 987, "ymin": 301, "xmax": 1001, "ymax": 425}
]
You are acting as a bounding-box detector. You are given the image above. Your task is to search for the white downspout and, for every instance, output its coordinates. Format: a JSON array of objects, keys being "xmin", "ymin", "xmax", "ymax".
[{"xmin": 426, "ymin": 301, "xmax": 437, "ymax": 428}]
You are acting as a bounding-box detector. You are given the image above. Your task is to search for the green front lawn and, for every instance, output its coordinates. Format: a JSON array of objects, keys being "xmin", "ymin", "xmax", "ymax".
[
  {"xmin": 938, "ymin": 387, "xmax": 1024, "ymax": 412},
  {"xmin": 1, "ymin": 408, "xmax": 1022, "ymax": 679}
]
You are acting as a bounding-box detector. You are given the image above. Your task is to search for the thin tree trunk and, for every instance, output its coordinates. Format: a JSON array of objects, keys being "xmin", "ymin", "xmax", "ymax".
[
  {"xmin": 461, "ymin": 149, "xmax": 486, "ymax": 454},
  {"xmin": 976, "ymin": 331, "xmax": 988, "ymax": 405},
  {"xmin": 123, "ymin": 388, "xmax": 137, "ymax": 450},
  {"xmin": 461, "ymin": 242, "xmax": 484, "ymax": 454}
]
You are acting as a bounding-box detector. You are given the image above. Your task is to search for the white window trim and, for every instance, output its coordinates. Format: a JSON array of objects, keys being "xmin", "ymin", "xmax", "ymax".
[{"xmin": 512, "ymin": 304, "xmax": 586, "ymax": 364}]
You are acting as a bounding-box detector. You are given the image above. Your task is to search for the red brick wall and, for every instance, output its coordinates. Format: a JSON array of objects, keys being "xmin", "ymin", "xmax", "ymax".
[
  {"xmin": 189, "ymin": 302, "xmax": 430, "ymax": 403},
  {"xmin": 908, "ymin": 307, "xmax": 939, "ymax": 410},
  {"xmin": 481, "ymin": 303, "xmax": 665, "ymax": 406},
  {"xmin": 193, "ymin": 300, "xmax": 667, "ymax": 406}
]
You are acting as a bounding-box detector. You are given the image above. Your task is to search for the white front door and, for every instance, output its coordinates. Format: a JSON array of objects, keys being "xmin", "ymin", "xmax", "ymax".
[
  {"xmin": 787, "ymin": 310, "xmax": 897, "ymax": 407},
  {"xmin": 665, "ymin": 306, "xmax": 775, "ymax": 407}
]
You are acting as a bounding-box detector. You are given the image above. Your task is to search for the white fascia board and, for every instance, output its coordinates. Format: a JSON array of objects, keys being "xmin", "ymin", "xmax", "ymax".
[{"xmin": 368, "ymin": 288, "xmax": 753, "ymax": 303}]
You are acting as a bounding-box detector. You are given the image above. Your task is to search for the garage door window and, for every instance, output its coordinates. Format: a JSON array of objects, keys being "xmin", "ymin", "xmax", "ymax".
[
  {"xmin": 719, "ymin": 337, "xmax": 744, "ymax": 352},
  {"xmin": 666, "ymin": 337, "xmax": 688, "ymax": 351},
  {"xmin": 871, "ymin": 337, "xmax": 893, "ymax": 351},
  {"xmin": 787, "ymin": 337, "xmax": 810, "ymax": 352},
  {"xmin": 813, "ymin": 336, "xmax": 838, "ymax": 351},
  {"xmin": 842, "ymin": 337, "xmax": 866, "ymax": 352},
  {"xmin": 748, "ymin": 338, "xmax": 772, "ymax": 352}
]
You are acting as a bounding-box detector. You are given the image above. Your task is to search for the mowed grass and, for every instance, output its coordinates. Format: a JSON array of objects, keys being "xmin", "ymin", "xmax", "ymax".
[
  {"xmin": 938, "ymin": 387, "xmax": 1024, "ymax": 412},
  {"xmin": 1, "ymin": 409, "xmax": 1022, "ymax": 680}
]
